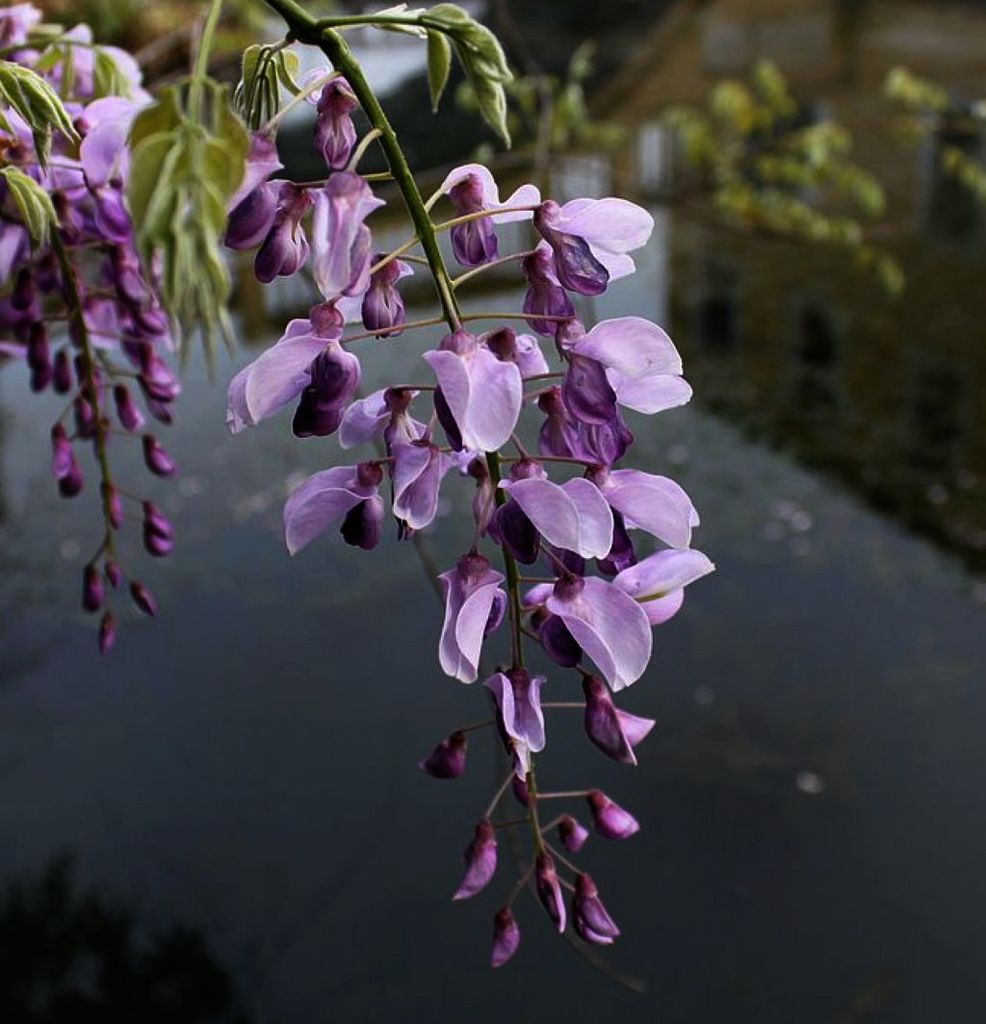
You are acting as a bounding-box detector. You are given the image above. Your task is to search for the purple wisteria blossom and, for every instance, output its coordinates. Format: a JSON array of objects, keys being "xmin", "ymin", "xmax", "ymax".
[{"xmin": 437, "ymin": 553, "xmax": 505, "ymax": 683}]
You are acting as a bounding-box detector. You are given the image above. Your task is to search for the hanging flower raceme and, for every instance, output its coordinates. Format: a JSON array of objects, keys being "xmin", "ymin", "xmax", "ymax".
[
  {"xmin": 220, "ymin": 32, "xmax": 713, "ymax": 968},
  {"xmin": 0, "ymin": 6, "xmax": 178, "ymax": 652}
]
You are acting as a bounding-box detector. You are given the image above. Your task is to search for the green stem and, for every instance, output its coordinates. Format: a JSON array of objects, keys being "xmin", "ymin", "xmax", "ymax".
[{"xmin": 188, "ymin": 0, "xmax": 225, "ymax": 122}]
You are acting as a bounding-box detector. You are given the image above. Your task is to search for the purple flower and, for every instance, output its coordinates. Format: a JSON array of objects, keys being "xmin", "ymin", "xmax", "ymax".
[
  {"xmin": 586, "ymin": 789, "xmax": 640, "ymax": 840},
  {"xmin": 613, "ymin": 547, "xmax": 714, "ymax": 625},
  {"xmin": 292, "ymin": 339, "xmax": 361, "ymax": 438},
  {"xmin": 102, "ymin": 482, "xmax": 123, "ymax": 529},
  {"xmin": 534, "ymin": 197, "xmax": 653, "ymax": 295},
  {"xmin": 499, "ymin": 475, "xmax": 613, "ymax": 559},
  {"xmin": 485, "ymin": 669, "xmax": 546, "ymax": 778},
  {"xmin": 283, "ymin": 461, "xmax": 384, "ymax": 555},
  {"xmin": 437, "ymin": 552, "xmax": 505, "ymax": 683},
  {"xmin": 491, "ymin": 908, "xmax": 521, "ymax": 968},
  {"xmin": 546, "ymin": 575, "xmax": 652, "ymax": 691},
  {"xmin": 592, "ymin": 467, "xmax": 699, "ymax": 550},
  {"xmin": 437, "ymin": 163, "xmax": 540, "ymax": 267},
  {"xmin": 391, "ymin": 438, "xmax": 451, "ymax": 532},
  {"xmin": 113, "ymin": 383, "xmax": 144, "ymax": 432},
  {"xmin": 453, "ymin": 819, "xmax": 498, "ymax": 901},
  {"xmin": 572, "ymin": 873, "xmax": 620, "ymax": 946},
  {"xmin": 142, "ymin": 434, "xmax": 177, "ymax": 477},
  {"xmin": 537, "ymin": 387, "xmax": 591, "ymax": 462},
  {"xmin": 423, "ymin": 330, "xmax": 522, "ymax": 452},
  {"xmin": 482, "ymin": 327, "xmax": 549, "ymax": 379},
  {"xmin": 361, "ymin": 256, "xmax": 411, "ymax": 336},
  {"xmin": 52, "ymin": 350, "xmax": 72, "ymax": 394},
  {"xmin": 338, "ymin": 387, "xmax": 425, "ymax": 451},
  {"xmin": 228, "ymin": 132, "xmax": 283, "ymax": 212},
  {"xmin": 558, "ymin": 815, "xmax": 590, "ymax": 854},
  {"xmin": 522, "ymin": 245, "xmax": 575, "ymax": 336},
  {"xmin": 534, "ymin": 853, "xmax": 566, "ymax": 933},
  {"xmin": 255, "ymin": 184, "xmax": 312, "ymax": 283},
  {"xmin": 565, "ymin": 316, "xmax": 692, "ymax": 415},
  {"xmin": 227, "ymin": 305, "xmax": 344, "ymax": 433},
  {"xmin": 419, "ymin": 730, "xmax": 467, "ymax": 780},
  {"xmin": 0, "ymin": 4, "xmax": 41, "ymax": 48},
  {"xmin": 226, "ymin": 181, "xmax": 281, "ymax": 250},
  {"xmin": 582, "ymin": 674, "xmax": 655, "ymax": 766},
  {"xmin": 314, "ymin": 77, "xmax": 358, "ymax": 170},
  {"xmin": 311, "ymin": 172, "xmax": 384, "ymax": 300},
  {"xmin": 562, "ymin": 353, "xmax": 617, "ymax": 426}
]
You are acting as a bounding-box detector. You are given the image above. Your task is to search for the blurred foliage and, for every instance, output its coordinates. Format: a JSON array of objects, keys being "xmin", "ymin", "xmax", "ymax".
[
  {"xmin": 0, "ymin": 857, "xmax": 249, "ymax": 1023},
  {"xmin": 458, "ymin": 41, "xmax": 624, "ymax": 162},
  {"xmin": 885, "ymin": 65, "xmax": 986, "ymax": 205},
  {"xmin": 664, "ymin": 60, "xmax": 904, "ymax": 297}
]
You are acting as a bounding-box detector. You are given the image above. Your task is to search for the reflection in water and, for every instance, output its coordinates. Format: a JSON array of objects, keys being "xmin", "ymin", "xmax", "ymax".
[{"xmin": 0, "ymin": 858, "xmax": 249, "ymax": 1023}]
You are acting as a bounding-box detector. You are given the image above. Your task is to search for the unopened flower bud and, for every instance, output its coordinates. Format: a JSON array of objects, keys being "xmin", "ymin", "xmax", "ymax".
[
  {"xmin": 340, "ymin": 494, "xmax": 383, "ymax": 550},
  {"xmin": 586, "ymin": 789, "xmax": 640, "ymax": 840},
  {"xmin": 82, "ymin": 564, "xmax": 104, "ymax": 613},
  {"xmin": 452, "ymin": 819, "xmax": 497, "ymax": 901},
  {"xmin": 491, "ymin": 907, "xmax": 521, "ymax": 968},
  {"xmin": 582, "ymin": 675, "xmax": 655, "ymax": 765},
  {"xmin": 557, "ymin": 815, "xmax": 590, "ymax": 854},
  {"xmin": 74, "ymin": 394, "xmax": 97, "ymax": 438},
  {"xmin": 419, "ymin": 730, "xmax": 467, "ymax": 779},
  {"xmin": 511, "ymin": 775, "xmax": 530, "ymax": 808},
  {"xmin": 52, "ymin": 349, "xmax": 72, "ymax": 394},
  {"xmin": 105, "ymin": 561, "xmax": 123, "ymax": 588},
  {"xmin": 100, "ymin": 482, "xmax": 123, "ymax": 529},
  {"xmin": 572, "ymin": 872, "xmax": 620, "ymax": 946},
  {"xmin": 50, "ymin": 425, "xmax": 82, "ymax": 498},
  {"xmin": 534, "ymin": 853, "xmax": 566, "ymax": 933},
  {"xmin": 98, "ymin": 611, "xmax": 116, "ymax": 655},
  {"xmin": 142, "ymin": 434, "xmax": 177, "ymax": 476},
  {"xmin": 129, "ymin": 580, "xmax": 157, "ymax": 616},
  {"xmin": 113, "ymin": 383, "xmax": 144, "ymax": 432}
]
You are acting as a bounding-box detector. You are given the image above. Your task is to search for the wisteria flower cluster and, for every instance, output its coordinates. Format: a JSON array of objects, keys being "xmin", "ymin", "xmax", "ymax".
[
  {"xmin": 224, "ymin": 4, "xmax": 715, "ymax": 966},
  {"xmin": 0, "ymin": 4, "xmax": 179, "ymax": 650}
]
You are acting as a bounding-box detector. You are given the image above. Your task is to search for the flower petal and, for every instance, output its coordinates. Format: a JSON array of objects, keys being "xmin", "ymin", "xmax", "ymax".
[
  {"xmin": 283, "ymin": 466, "xmax": 367, "ymax": 555},
  {"xmin": 500, "ymin": 477, "xmax": 613, "ymax": 559},
  {"xmin": 601, "ymin": 469, "xmax": 699, "ymax": 549}
]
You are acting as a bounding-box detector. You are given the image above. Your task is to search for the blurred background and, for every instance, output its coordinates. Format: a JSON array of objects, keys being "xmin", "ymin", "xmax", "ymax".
[{"xmin": 3, "ymin": 1, "xmax": 986, "ymax": 1021}]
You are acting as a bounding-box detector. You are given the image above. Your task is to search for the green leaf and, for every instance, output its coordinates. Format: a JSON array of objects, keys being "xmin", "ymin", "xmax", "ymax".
[
  {"xmin": 92, "ymin": 48, "xmax": 132, "ymax": 99},
  {"xmin": 426, "ymin": 29, "xmax": 452, "ymax": 111},
  {"xmin": 0, "ymin": 60, "xmax": 78, "ymax": 166},
  {"xmin": 0, "ymin": 166, "xmax": 59, "ymax": 243},
  {"xmin": 129, "ymin": 86, "xmax": 182, "ymax": 149}
]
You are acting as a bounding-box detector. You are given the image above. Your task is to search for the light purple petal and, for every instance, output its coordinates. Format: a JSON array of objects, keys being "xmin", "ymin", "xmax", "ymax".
[
  {"xmin": 556, "ymin": 197, "xmax": 654, "ymax": 254},
  {"xmin": 392, "ymin": 441, "xmax": 451, "ymax": 530},
  {"xmin": 80, "ymin": 97, "xmax": 143, "ymax": 186},
  {"xmin": 600, "ymin": 469, "xmax": 699, "ymax": 549},
  {"xmin": 613, "ymin": 548, "xmax": 713, "ymax": 624},
  {"xmin": 611, "ymin": 372, "xmax": 693, "ymax": 415},
  {"xmin": 571, "ymin": 317, "xmax": 682, "ymax": 379},
  {"xmin": 339, "ymin": 389, "xmax": 388, "ymax": 448},
  {"xmin": 500, "ymin": 477, "xmax": 612, "ymax": 559},
  {"xmin": 547, "ymin": 578, "xmax": 652, "ymax": 691},
  {"xmin": 283, "ymin": 465, "xmax": 368, "ymax": 555}
]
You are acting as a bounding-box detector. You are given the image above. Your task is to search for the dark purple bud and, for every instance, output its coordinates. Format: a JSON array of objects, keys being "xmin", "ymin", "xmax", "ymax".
[
  {"xmin": 581, "ymin": 412, "xmax": 633, "ymax": 467},
  {"xmin": 558, "ymin": 815, "xmax": 590, "ymax": 854},
  {"xmin": 51, "ymin": 426, "xmax": 83, "ymax": 498},
  {"xmin": 572, "ymin": 872, "xmax": 620, "ymax": 945},
  {"xmin": 340, "ymin": 494, "xmax": 383, "ymax": 550},
  {"xmin": 582, "ymin": 675, "xmax": 637, "ymax": 765},
  {"xmin": 142, "ymin": 501, "xmax": 174, "ymax": 557},
  {"xmin": 136, "ymin": 349, "xmax": 180, "ymax": 405},
  {"xmin": 522, "ymin": 247, "xmax": 575, "ymax": 336},
  {"xmin": 537, "ymin": 386, "xmax": 590, "ymax": 461},
  {"xmin": 361, "ymin": 257, "xmax": 407, "ymax": 336},
  {"xmin": 101, "ymin": 482, "xmax": 123, "ymax": 529},
  {"xmin": 491, "ymin": 907, "xmax": 521, "ymax": 968},
  {"xmin": 552, "ymin": 548, "xmax": 586, "ymax": 577},
  {"xmin": 586, "ymin": 789, "xmax": 640, "ymax": 840},
  {"xmin": 110, "ymin": 247, "xmax": 150, "ymax": 307},
  {"xmin": 73, "ymin": 394, "xmax": 97, "ymax": 438},
  {"xmin": 535, "ymin": 611, "xmax": 581, "ymax": 668},
  {"xmin": 597, "ymin": 510, "xmax": 636, "ymax": 576},
  {"xmin": 113, "ymin": 383, "xmax": 144, "ymax": 432},
  {"xmin": 94, "ymin": 187, "xmax": 133, "ymax": 245},
  {"xmin": 255, "ymin": 185, "xmax": 312, "ymax": 283},
  {"xmin": 490, "ymin": 499, "xmax": 540, "ymax": 565},
  {"xmin": 12, "ymin": 267, "xmax": 34, "ymax": 310},
  {"xmin": 563, "ymin": 354, "xmax": 617, "ymax": 425},
  {"xmin": 512, "ymin": 775, "xmax": 530, "ymax": 808},
  {"xmin": 142, "ymin": 434, "xmax": 177, "ymax": 477},
  {"xmin": 534, "ymin": 853, "xmax": 566, "ymax": 933},
  {"xmin": 52, "ymin": 349, "xmax": 72, "ymax": 393},
  {"xmin": 447, "ymin": 174, "xmax": 499, "ymax": 266},
  {"xmin": 534, "ymin": 200, "xmax": 609, "ymax": 296},
  {"xmin": 314, "ymin": 78, "xmax": 358, "ymax": 170},
  {"xmin": 419, "ymin": 730, "xmax": 467, "ymax": 779},
  {"xmin": 292, "ymin": 341, "xmax": 361, "ymax": 438},
  {"xmin": 129, "ymin": 580, "xmax": 157, "ymax": 616},
  {"xmin": 225, "ymin": 181, "xmax": 280, "ymax": 250},
  {"xmin": 98, "ymin": 611, "xmax": 116, "ymax": 655},
  {"xmin": 484, "ymin": 589, "xmax": 507, "ymax": 638},
  {"xmin": 105, "ymin": 560, "xmax": 123, "ymax": 588},
  {"xmin": 27, "ymin": 322, "xmax": 51, "ymax": 391},
  {"xmin": 82, "ymin": 564, "xmax": 104, "ymax": 613},
  {"xmin": 453, "ymin": 819, "xmax": 498, "ymax": 901},
  {"xmin": 433, "ymin": 386, "xmax": 462, "ymax": 451},
  {"xmin": 143, "ymin": 527, "xmax": 173, "ymax": 558}
]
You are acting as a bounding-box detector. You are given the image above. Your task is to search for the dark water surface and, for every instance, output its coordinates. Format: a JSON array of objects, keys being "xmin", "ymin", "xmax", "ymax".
[{"xmin": 3, "ymin": 3, "xmax": 986, "ymax": 1022}]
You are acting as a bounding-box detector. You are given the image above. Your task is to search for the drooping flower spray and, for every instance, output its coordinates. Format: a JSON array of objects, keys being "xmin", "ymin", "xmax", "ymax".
[{"xmin": 231, "ymin": 0, "xmax": 715, "ymax": 965}]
